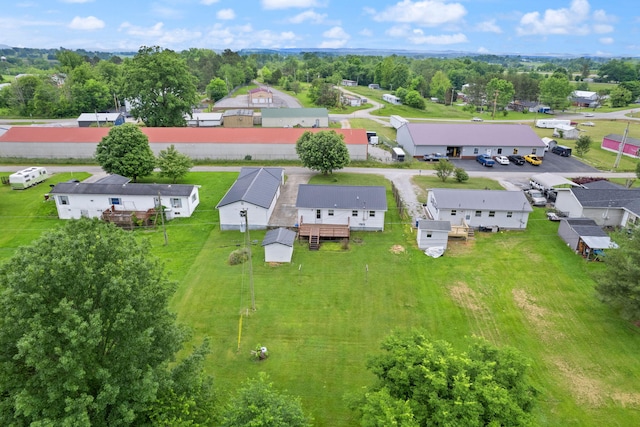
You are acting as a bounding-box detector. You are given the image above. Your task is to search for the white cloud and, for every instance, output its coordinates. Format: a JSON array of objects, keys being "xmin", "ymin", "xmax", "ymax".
[
  {"xmin": 593, "ymin": 24, "xmax": 613, "ymax": 34},
  {"xmin": 152, "ymin": 5, "xmax": 184, "ymax": 20},
  {"xmin": 476, "ymin": 19, "xmax": 502, "ymax": 34},
  {"xmin": 200, "ymin": 0, "xmax": 219, "ymax": 4},
  {"xmin": 385, "ymin": 25, "xmax": 411, "ymax": 38},
  {"xmin": 261, "ymin": 0, "xmax": 321, "ymax": 10},
  {"xmin": 60, "ymin": 0, "xmax": 94, "ymax": 3},
  {"xmin": 517, "ymin": 0, "xmax": 595, "ymax": 36},
  {"xmin": 288, "ymin": 10, "xmax": 327, "ymax": 24},
  {"xmin": 68, "ymin": 16, "xmax": 105, "ymax": 30},
  {"xmin": 477, "ymin": 47, "xmax": 490, "ymax": 53},
  {"xmin": 359, "ymin": 28, "xmax": 373, "ymax": 37},
  {"xmin": 372, "ymin": 0, "xmax": 466, "ymax": 26},
  {"xmin": 408, "ymin": 30, "xmax": 468, "ymax": 45},
  {"xmin": 319, "ymin": 26, "xmax": 349, "ymax": 49},
  {"xmin": 323, "ymin": 26, "xmax": 349, "ymax": 39},
  {"xmin": 318, "ymin": 39, "xmax": 347, "ymax": 48},
  {"xmin": 600, "ymin": 37, "xmax": 614, "ymax": 44},
  {"xmin": 203, "ymin": 23, "xmax": 298, "ymax": 49},
  {"xmin": 217, "ymin": 9, "xmax": 235, "ymax": 20},
  {"xmin": 118, "ymin": 21, "xmax": 202, "ymax": 46}
]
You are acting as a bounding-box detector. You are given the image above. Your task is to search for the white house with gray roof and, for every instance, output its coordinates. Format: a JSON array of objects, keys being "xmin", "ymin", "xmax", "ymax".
[
  {"xmin": 262, "ymin": 227, "xmax": 297, "ymax": 263},
  {"xmin": 426, "ymin": 189, "xmax": 532, "ymax": 230},
  {"xmin": 216, "ymin": 167, "xmax": 284, "ymax": 230},
  {"xmin": 296, "ymin": 184, "xmax": 387, "ymax": 231},
  {"xmin": 397, "ymin": 123, "xmax": 546, "ymax": 160},
  {"xmin": 261, "ymin": 108, "xmax": 329, "ymax": 128},
  {"xmin": 554, "ymin": 187, "xmax": 640, "ymax": 228},
  {"xmin": 50, "ymin": 174, "xmax": 199, "ymax": 220}
]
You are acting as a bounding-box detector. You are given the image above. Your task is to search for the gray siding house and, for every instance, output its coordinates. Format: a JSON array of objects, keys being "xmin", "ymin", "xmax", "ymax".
[
  {"xmin": 397, "ymin": 123, "xmax": 546, "ymax": 159},
  {"xmin": 262, "ymin": 227, "xmax": 297, "ymax": 263},
  {"xmin": 417, "ymin": 220, "xmax": 451, "ymax": 250},
  {"xmin": 261, "ymin": 108, "xmax": 329, "ymax": 128},
  {"xmin": 426, "ymin": 189, "xmax": 532, "ymax": 230},
  {"xmin": 554, "ymin": 187, "xmax": 640, "ymax": 228}
]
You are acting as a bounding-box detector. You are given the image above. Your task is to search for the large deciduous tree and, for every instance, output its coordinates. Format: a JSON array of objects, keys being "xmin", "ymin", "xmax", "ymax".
[
  {"xmin": 485, "ymin": 78, "xmax": 515, "ymax": 117},
  {"xmin": 0, "ymin": 219, "xmax": 214, "ymax": 426},
  {"xmin": 157, "ymin": 144, "xmax": 193, "ymax": 183},
  {"xmin": 95, "ymin": 123, "xmax": 156, "ymax": 182},
  {"xmin": 121, "ymin": 46, "xmax": 197, "ymax": 127},
  {"xmin": 206, "ymin": 77, "xmax": 228, "ymax": 102},
  {"xmin": 296, "ymin": 130, "xmax": 350, "ymax": 174},
  {"xmin": 539, "ymin": 76, "xmax": 573, "ymax": 111},
  {"xmin": 355, "ymin": 331, "xmax": 537, "ymax": 427}
]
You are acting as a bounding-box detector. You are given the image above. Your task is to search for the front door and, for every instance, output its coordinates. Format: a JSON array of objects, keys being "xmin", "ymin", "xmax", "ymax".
[{"xmin": 316, "ymin": 209, "xmax": 321, "ymax": 223}]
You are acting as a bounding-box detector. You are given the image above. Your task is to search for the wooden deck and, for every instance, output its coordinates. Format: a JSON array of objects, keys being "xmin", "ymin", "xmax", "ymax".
[{"xmin": 298, "ymin": 223, "xmax": 350, "ymax": 250}]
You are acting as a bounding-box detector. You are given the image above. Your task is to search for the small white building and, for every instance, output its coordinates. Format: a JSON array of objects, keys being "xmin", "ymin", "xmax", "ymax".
[
  {"xmin": 49, "ymin": 174, "xmax": 200, "ymax": 220},
  {"xmin": 77, "ymin": 112, "xmax": 125, "ymax": 127},
  {"xmin": 341, "ymin": 79, "xmax": 357, "ymax": 87},
  {"xmin": 9, "ymin": 166, "xmax": 48, "ymax": 190},
  {"xmin": 553, "ymin": 125, "xmax": 579, "ymax": 140},
  {"xmin": 185, "ymin": 112, "xmax": 223, "ymax": 127},
  {"xmin": 382, "ymin": 94, "xmax": 402, "ymax": 105},
  {"xmin": 417, "ymin": 220, "xmax": 451, "ymax": 250},
  {"xmin": 216, "ymin": 167, "xmax": 284, "ymax": 230},
  {"xmin": 262, "ymin": 227, "xmax": 297, "ymax": 263}
]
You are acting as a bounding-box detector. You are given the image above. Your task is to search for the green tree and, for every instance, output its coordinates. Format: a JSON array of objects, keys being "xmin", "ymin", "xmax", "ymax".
[
  {"xmin": 296, "ymin": 130, "xmax": 350, "ymax": 174},
  {"xmin": 539, "ymin": 76, "xmax": 573, "ymax": 111},
  {"xmin": 71, "ymin": 78, "xmax": 112, "ymax": 113},
  {"xmin": 454, "ymin": 167, "xmax": 469, "ymax": 183},
  {"xmin": 121, "ymin": 46, "xmax": 197, "ymax": 127},
  {"xmin": 435, "ymin": 160, "xmax": 455, "ymax": 182},
  {"xmin": 95, "ymin": 123, "xmax": 156, "ymax": 182},
  {"xmin": 575, "ymin": 135, "xmax": 592, "ymax": 157},
  {"xmin": 157, "ymin": 144, "xmax": 193, "ymax": 183},
  {"xmin": 430, "ymin": 70, "xmax": 451, "ymax": 102},
  {"xmin": 359, "ymin": 331, "xmax": 536, "ymax": 427},
  {"xmin": 221, "ymin": 373, "xmax": 311, "ymax": 427},
  {"xmin": 0, "ymin": 219, "xmax": 214, "ymax": 426},
  {"xmin": 609, "ymin": 86, "xmax": 633, "ymax": 108},
  {"xmin": 485, "ymin": 78, "xmax": 515, "ymax": 117},
  {"xmin": 206, "ymin": 77, "xmax": 228, "ymax": 102},
  {"xmin": 352, "ymin": 388, "xmax": 418, "ymax": 427},
  {"xmin": 308, "ymin": 78, "xmax": 339, "ymax": 108},
  {"xmin": 404, "ymin": 90, "xmax": 425, "ymax": 110}
]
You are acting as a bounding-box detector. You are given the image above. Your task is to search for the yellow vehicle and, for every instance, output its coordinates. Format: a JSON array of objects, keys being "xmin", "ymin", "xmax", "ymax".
[{"xmin": 524, "ymin": 154, "xmax": 542, "ymax": 166}]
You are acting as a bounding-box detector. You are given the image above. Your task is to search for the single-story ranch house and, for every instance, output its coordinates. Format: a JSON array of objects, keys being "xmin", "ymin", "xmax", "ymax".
[
  {"xmin": 601, "ymin": 133, "xmax": 640, "ymax": 158},
  {"xmin": 216, "ymin": 167, "xmax": 284, "ymax": 230},
  {"xmin": 50, "ymin": 174, "xmax": 200, "ymax": 220},
  {"xmin": 261, "ymin": 108, "xmax": 329, "ymax": 128},
  {"xmin": 397, "ymin": 123, "xmax": 546, "ymax": 159},
  {"xmin": 554, "ymin": 187, "xmax": 640, "ymax": 228},
  {"xmin": 426, "ymin": 189, "xmax": 532, "ymax": 230},
  {"xmin": 296, "ymin": 184, "xmax": 387, "ymax": 231},
  {"xmin": 0, "ymin": 127, "xmax": 368, "ymax": 161}
]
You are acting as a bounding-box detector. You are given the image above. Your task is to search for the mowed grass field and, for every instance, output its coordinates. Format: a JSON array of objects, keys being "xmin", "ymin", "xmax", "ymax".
[{"xmin": 2, "ymin": 171, "xmax": 640, "ymax": 426}]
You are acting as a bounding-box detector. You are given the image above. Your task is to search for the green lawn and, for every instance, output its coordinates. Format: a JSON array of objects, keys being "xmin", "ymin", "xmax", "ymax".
[{"xmin": 2, "ymin": 171, "xmax": 640, "ymax": 426}]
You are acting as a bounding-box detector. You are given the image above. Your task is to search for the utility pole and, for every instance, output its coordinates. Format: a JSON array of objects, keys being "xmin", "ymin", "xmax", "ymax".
[
  {"xmin": 492, "ymin": 90, "xmax": 499, "ymax": 119},
  {"xmin": 158, "ymin": 192, "xmax": 168, "ymax": 245},
  {"xmin": 613, "ymin": 122, "xmax": 630, "ymax": 169},
  {"xmin": 240, "ymin": 209, "xmax": 255, "ymax": 310}
]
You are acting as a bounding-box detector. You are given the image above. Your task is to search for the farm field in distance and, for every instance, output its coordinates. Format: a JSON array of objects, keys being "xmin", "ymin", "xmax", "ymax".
[{"xmin": 1, "ymin": 170, "xmax": 640, "ymax": 426}]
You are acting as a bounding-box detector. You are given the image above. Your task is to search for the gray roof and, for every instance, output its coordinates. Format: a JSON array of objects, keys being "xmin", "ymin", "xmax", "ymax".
[
  {"xmin": 431, "ymin": 189, "xmax": 533, "ymax": 212},
  {"xmin": 418, "ymin": 220, "xmax": 451, "ymax": 231},
  {"xmin": 564, "ymin": 218, "xmax": 608, "ymax": 238},
  {"xmin": 604, "ymin": 133, "xmax": 640, "ymax": 147},
  {"xmin": 571, "ymin": 188, "xmax": 640, "ymax": 215},
  {"xmin": 77, "ymin": 112, "xmax": 122, "ymax": 122},
  {"xmin": 404, "ymin": 123, "xmax": 546, "ymax": 148},
  {"xmin": 296, "ymin": 185, "xmax": 387, "ymax": 210},
  {"xmin": 93, "ymin": 174, "xmax": 131, "ymax": 185},
  {"xmin": 262, "ymin": 227, "xmax": 297, "ymax": 247},
  {"xmin": 261, "ymin": 108, "xmax": 328, "ymax": 119},
  {"xmin": 582, "ymin": 180, "xmax": 625, "ymax": 190},
  {"xmin": 216, "ymin": 167, "xmax": 283, "ymax": 209},
  {"xmin": 223, "ymin": 109, "xmax": 253, "ymax": 117},
  {"xmin": 50, "ymin": 181, "xmax": 195, "ymax": 197},
  {"xmin": 531, "ymin": 173, "xmax": 580, "ymax": 189}
]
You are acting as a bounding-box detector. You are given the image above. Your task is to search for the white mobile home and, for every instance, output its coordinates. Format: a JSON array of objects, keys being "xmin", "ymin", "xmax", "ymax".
[
  {"xmin": 382, "ymin": 94, "xmax": 402, "ymax": 105},
  {"xmin": 536, "ymin": 119, "xmax": 571, "ymax": 128},
  {"xmin": 9, "ymin": 167, "xmax": 48, "ymax": 190}
]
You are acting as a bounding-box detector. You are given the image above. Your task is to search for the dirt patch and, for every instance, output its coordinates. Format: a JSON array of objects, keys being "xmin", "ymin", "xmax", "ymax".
[
  {"xmin": 449, "ymin": 282, "xmax": 485, "ymax": 313},
  {"xmin": 390, "ymin": 245, "xmax": 405, "ymax": 254},
  {"xmin": 512, "ymin": 289, "xmax": 563, "ymax": 343},
  {"xmin": 553, "ymin": 359, "xmax": 606, "ymax": 407},
  {"xmin": 444, "ymin": 239, "xmax": 475, "ymax": 255},
  {"xmin": 612, "ymin": 392, "xmax": 640, "ymax": 407}
]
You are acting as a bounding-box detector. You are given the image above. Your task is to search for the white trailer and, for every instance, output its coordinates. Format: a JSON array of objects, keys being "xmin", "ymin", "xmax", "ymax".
[
  {"xmin": 9, "ymin": 167, "xmax": 49, "ymax": 190},
  {"xmin": 390, "ymin": 115, "xmax": 409, "ymax": 129},
  {"xmin": 535, "ymin": 119, "xmax": 571, "ymax": 129}
]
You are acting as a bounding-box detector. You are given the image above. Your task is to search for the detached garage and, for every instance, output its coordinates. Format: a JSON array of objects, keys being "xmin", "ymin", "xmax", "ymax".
[{"xmin": 262, "ymin": 227, "xmax": 296, "ymax": 263}]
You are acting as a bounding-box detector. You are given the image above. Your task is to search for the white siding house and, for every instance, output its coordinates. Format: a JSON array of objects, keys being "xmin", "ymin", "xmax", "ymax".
[
  {"xmin": 554, "ymin": 187, "xmax": 640, "ymax": 227},
  {"xmin": 417, "ymin": 220, "xmax": 451, "ymax": 250},
  {"xmin": 296, "ymin": 185, "xmax": 387, "ymax": 231},
  {"xmin": 426, "ymin": 189, "xmax": 532, "ymax": 230},
  {"xmin": 262, "ymin": 227, "xmax": 296, "ymax": 263},
  {"xmin": 50, "ymin": 175, "xmax": 200, "ymax": 220},
  {"xmin": 217, "ymin": 167, "xmax": 284, "ymax": 230}
]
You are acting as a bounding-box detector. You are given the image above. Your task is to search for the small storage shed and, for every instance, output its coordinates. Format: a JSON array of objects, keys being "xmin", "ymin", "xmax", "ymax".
[
  {"xmin": 77, "ymin": 112, "xmax": 125, "ymax": 127},
  {"xmin": 185, "ymin": 112, "xmax": 223, "ymax": 127},
  {"xmin": 553, "ymin": 125, "xmax": 579, "ymax": 140},
  {"xmin": 558, "ymin": 218, "xmax": 616, "ymax": 260},
  {"xmin": 223, "ymin": 109, "xmax": 254, "ymax": 127},
  {"xmin": 262, "ymin": 227, "xmax": 296, "ymax": 263},
  {"xmin": 417, "ymin": 220, "xmax": 451, "ymax": 250}
]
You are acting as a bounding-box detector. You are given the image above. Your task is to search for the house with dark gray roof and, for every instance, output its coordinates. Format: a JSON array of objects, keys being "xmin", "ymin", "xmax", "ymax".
[
  {"xmin": 262, "ymin": 227, "xmax": 297, "ymax": 263},
  {"xmin": 296, "ymin": 184, "xmax": 387, "ymax": 231},
  {"xmin": 50, "ymin": 174, "xmax": 199, "ymax": 220},
  {"xmin": 555, "ymin": 187, "xmax": 640, "ymax": 227},
  {"xmin": 558, "ymin": 218, "xmax": 616, "ymax": 260},
  {"xmin": 396, "ymin": 123, "xmax": 546, "ymax": 160},
  {"xmin": 216, "ymin": 167, "xmax": 284, "ymax": 230},
  {"xmin": 261, "ymin": 108, "xmax": 329, "ymax": 128},
  {"xmin": 426, "ymin": 189, "xmax": 532, "ymax": 230}
]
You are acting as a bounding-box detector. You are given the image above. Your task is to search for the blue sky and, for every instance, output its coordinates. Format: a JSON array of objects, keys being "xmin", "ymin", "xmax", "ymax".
[{"xmin": 2, "ymin": 0, "xmax": 638, "ymax": 56}]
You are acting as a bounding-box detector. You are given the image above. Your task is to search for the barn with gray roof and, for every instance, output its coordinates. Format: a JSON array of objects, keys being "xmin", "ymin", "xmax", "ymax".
[
  {"xmin": 396, "ymin": 123, "xmax": 546, "ymax": 160},
  {"xmin": 216, "ymin": 167, "xmax": 284, "ymax": 230}
]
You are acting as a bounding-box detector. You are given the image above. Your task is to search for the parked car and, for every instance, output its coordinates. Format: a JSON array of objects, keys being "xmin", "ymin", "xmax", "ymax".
[
  {"xmin": 476, "ymin": 154, "xmax": 495, "ymax": 167},
  {"xmin": 471, "ymin": 117, "xmax": 483, "ymax": 122},
  {"xmin": 546, "ymin": 211, "xmax": 561, "ymax": 221},
  {"xmin": 526, "ymin": 189, "xmax": 547, "ymax": 206},
  {"xmin": 508, "ymin": 155, "xmax": 526, "ymax": 165},
  {"xmin": 423, "ymin": 153, "xmax": 449, "ymax": 161},
  {"xmin": 524, "ymin": 154, "xmax": 542, "ymax": 165},
  {"xmin": 584, "ymin": 113, "xmax": 595, "ymax": 117},
  {"xmin": 494, "ymin": 155, "xmax": 510, "ymax": 165},
  {"xmin": 581, "ymin": 121, "xmax": 595, "ymax": 127},
  {"xmin": 551, "ymin": 145, "xmax": 572, "ymax": 157}
]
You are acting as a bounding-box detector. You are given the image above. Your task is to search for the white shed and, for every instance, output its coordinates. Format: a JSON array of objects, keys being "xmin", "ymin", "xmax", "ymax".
[
  {"xmin": 553, "ymin": 125, "xmax": 579, "ymax": 140},
  {"xmin": 185, "ymin": 112, "xmax": 223, "ymax": 127},
  {"xmin": 262, "ymin": 227, "xmax": 296, "ymax": 263},
  {"xmin": 417, "ymin": 220, "xmax": 451, "ymax": 250}
]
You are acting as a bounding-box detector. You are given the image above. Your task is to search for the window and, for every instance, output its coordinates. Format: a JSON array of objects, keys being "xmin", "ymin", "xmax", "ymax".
[
  {"xmin": 109, "ymin": 197, "xmax": 121, "ymax": 205},
  {"xmin": 328, "ymin": 209, "xmax": 334, "ymax": 216},
  {"xmin": 489, "ymin": 211, "xmax": 496, "ymax": 217},
  {"xmin": 369, "ymin": 211, "xmax": 376, "ymax": 217},
  {"xmin": 59, "ymin": 195, "xmax": 69, "ymax": 205},
  {"xmin": 171, "ymin": 198, "xmax": 182, "ymax": 208},
  {"xmin": 191, "ymin": 193, "xmax": 198, "ymax": 203},
  {"xmin": 426, "ymin": 232, "xmax": 432, "ymax": 238},
  {"xmin": 513, "ymin": 149, "xmax": 518, "ymax": 154},
  {"xmin": 497, "ymin": 148, "xmax": 503, "ymax": 154},
  {"xmin": 507, "ymin": 211, "xmax": 513, "ymax": 218},
  {"xmin": 451, "ymin": 210, "xmax": 457, "ymax": 216},
  {"xmin": 316, "ymin": 209, "xmax": 321, "ymax": 219},
  {"xmin": 475, "ymin": 210, "xmax": 482, "ymax": 217},
  {"xmin": 352, "ymin": 210, "xmax": 358, "ymax": 217},
  {"xmin": 473, "ymin": 148, "xmax": 479, "ymax": 154},
  {"xmin": 532, "ymin": 148, "xmax": 537, "ymax": 154}
]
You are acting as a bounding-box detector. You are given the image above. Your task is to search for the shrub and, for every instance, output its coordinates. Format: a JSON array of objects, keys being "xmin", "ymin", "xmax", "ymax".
[
  {"xmin": 228, "ymin": 247, "xmax": 250, "ymax": 265},
  {"xmin": 454, "ymin": 167, "xmax": 469, "ymax": 183}
]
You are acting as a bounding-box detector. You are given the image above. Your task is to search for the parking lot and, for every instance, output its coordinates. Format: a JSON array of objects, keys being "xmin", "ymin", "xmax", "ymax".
[{"xmin": 449, "ymin": 151, "xmax": 598, "ymax": 174}]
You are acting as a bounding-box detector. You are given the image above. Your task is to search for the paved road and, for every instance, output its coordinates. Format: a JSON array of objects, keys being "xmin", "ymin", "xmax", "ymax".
[{"xmin": 213, "ymin": 83, "xmax": 302, "ymax": 109}]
